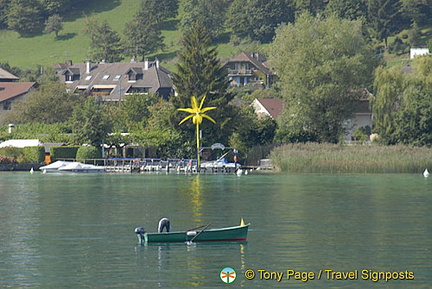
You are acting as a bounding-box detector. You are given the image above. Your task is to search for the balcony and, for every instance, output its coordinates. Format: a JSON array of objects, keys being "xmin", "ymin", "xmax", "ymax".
[{"xmin": 227, "ymin": 69, "xmax": 253, "ymax": 76}]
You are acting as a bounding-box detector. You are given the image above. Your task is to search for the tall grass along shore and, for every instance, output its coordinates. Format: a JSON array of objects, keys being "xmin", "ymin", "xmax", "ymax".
[{"xmin": 270, "ymin": 143, "xmax": 432, "ymax": 174}]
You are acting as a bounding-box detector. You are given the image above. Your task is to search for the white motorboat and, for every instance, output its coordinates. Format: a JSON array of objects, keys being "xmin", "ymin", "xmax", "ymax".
[
  {"xmin": 58, "ymin": 162, "xmax": 105, "ymax": 173},
  {"xmin": 39, "ymin": 161, "xmax": 105, "ymax": 173},
  {"xmin": 39, "ymin": 160, "xmax": 73, "ymax": 173}
]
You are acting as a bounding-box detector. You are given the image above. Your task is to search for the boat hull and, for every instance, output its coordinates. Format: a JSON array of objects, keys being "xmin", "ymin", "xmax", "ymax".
[{"xmin": 140, "ymin": 224, "xmax": 249, "ymax": 244}]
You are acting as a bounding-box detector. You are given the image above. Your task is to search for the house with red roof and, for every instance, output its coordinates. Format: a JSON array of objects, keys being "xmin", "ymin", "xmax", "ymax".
[
  {"xmin": 0, "ymin": 68, "xmax": 37, "ymax": 116},
  {"xmin": 251, "ymin": 98, "xmax": 284, "ymax": 120}
]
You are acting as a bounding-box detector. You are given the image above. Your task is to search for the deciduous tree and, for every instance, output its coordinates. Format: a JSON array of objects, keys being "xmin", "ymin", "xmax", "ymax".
[
  {"xmin": 180, "ymin": 0, "xmax": 230, "ymax": 39},
  {"xmin": 9, "ymin": 82, "xmax": 83, "ymax": 124},
  {"xmin": 270, "ymin": 13, "xmax": 379, "ymax": 143},
  {"xmin": 71, "ymin": 97, "xmax": 112, "ymax": 146},
  {"xmin": 371, "ymin": 57, "xmax": 432, "ymax": 146},
  {"xmin": 6, "ymin": 0, "xmax": 44, "ymax": 35},
  {"xmin": 226, "ymin": 0, "xmax": 294, "ymax": 43},
  {"xmin": 43, "ymin": 14, "xmax": 63, "ymax": 38}
]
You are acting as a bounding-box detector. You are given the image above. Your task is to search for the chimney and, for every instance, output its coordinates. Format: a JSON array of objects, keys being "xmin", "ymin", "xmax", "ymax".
[
  {"xmin": 144, "ymin": 59, "xmax": 149, "ymax": 70},
  {"xmin": 66, "ymin": 60, "xmax": 73, "ymax": 66},
  {"xmin": 86, "ymin": 59, "xmax": 91, "ymax": 74},
  {"xmin": 8, "ymin": 123, "xmax": 14, "ymax": 134}
]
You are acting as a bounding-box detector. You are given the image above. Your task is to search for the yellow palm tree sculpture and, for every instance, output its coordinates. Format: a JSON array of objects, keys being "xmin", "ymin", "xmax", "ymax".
[{"xmin": 178, "ymin": 96, "xmax": 216, "ymax": 167}]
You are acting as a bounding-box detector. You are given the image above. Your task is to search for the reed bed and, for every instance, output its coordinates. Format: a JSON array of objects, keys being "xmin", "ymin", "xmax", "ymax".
[{"xmin": 270, "ymin": 143, "xmax": 432, "ymax": 174}]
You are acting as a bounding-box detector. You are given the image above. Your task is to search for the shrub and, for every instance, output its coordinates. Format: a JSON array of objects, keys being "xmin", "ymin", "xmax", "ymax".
[
  {"xmin": 76, "ymin": 146, "xmax": 101, "ymax": 163},
  {"xmin": 50, "ymin": 146, "xmax": 80, "ymax": 160},
  {"xmin": 22, "ymin": 146, "xmax": 45, "ymax": 162},
  {"xmin": 0, "ymin": 156, "xmax": 17, "ymax": 164}
]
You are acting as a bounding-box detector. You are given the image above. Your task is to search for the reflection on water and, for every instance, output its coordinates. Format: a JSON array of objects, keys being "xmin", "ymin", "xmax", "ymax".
[
  {"xmin": 0, "ymin": 172, "xmax": 431, "ymax": 288},
  {"xmin": 186, "ymin": 175, "xmax": 203, "ymax": 224}
]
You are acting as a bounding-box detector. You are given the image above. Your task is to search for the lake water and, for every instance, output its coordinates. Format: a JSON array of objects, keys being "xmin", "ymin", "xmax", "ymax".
[{"xmin": 0, "ymin": 172, "xmax": 431, "ymax": 288}]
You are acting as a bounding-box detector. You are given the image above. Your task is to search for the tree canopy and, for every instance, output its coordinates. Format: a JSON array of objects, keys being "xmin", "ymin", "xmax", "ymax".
[
  {"xmin": 123, "ymin": 10, "xmax": 164, "ymax": 60},
  {"xmin": 83, "ymin": 17, "xmax": 122, "ymax": 63},
  {"xmin": 71, "ymin": 98, "xmax": 112, "ymax": 146},
  {"xmin": 226, "ymin": 0, "xmax": 294, "ymax": 43},
  {"xmin": 172, "ymin": 21, "xmax": 230, "ymax": 109},
  {"xmin": 270, "ymin": 13, "xmax": 380, "ymax": 143},
  {"xmin": 371, "ymin": 57, "xmax": 432, "ymax": 146}
]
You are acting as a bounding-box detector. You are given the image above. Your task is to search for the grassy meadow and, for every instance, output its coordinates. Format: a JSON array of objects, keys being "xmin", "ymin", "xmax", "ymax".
[
  {"xmin": 270, "ymin": 143, "xmax": 432, "ymax": 174},
  {"xmin": 0, "ymin": 0, "xmax": 242, "ymax": 71}
]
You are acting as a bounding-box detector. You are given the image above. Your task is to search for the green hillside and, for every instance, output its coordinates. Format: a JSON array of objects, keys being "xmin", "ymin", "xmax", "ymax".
[
  {"xmin": 0, "ymin": 0, "xmax": 240, "ymax": 70},
  {"xmin": 0, "ymin": 0, "xmax": 429, "ymax": 71}
]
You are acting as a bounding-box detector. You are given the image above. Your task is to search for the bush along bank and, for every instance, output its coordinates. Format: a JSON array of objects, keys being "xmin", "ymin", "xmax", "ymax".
[
  {"xmin": 0, "ymin": 146, "xmax": 45, "ymax": 171},
  {"xmin": 270, "ymin": 143, "xmax": 432, "ymax": 174}
]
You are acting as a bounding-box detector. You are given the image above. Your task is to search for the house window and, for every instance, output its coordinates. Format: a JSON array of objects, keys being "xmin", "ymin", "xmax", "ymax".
[
  {"xmin": 65, "ymin": 74, "xmax": 73, "ymax": 81},
  {"xmin": 126, "ymin": 86, "xmax": 149, "ymax": 94},
  {"xmin": 128, "ymin": 73, "xmax": 136, "ymax": 81},
  {"xmin": 102, "ymin": 75, "xmax": 110, "ymax": 80},
  {"xmin": 85, "ymin": 75, "xmax": 92, "ymax": 81},
  {"xmin": 3, "ymin": 101, "xmax": 11, "ymax": 110},
  {"xmin": 92, "ymin": 87, "xmax": 114, "ymax": 95},
  {"xmin": 113, "ymin": 75, "xmax": 121, "ymax": 81}
]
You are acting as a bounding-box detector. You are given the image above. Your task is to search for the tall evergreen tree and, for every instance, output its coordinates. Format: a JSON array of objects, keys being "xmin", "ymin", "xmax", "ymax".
[
  {"xmin": 83, "ymin": 17, "xmax": 123, "ymax": 63},
  {"xmin": 172, "ymin": 22, "xmax": 238, "ymax": 152},
  {"xmin": 367, "ymin": 0, "xmax": 405, "ymax": 48},
  {"xmin": 141, "ymin": 0, "xmax": 179, "ymax": 23},
  {"xmin": 123, "ymin": 10, "xmax": 164, "ymax": 60},
  {"xmin": 172, "ymin": 21, "xmax": 230, "ymax": 109},
  {"xmin": 293, "ymin": 0, "xmax": 328, "ymax": 15},
  {"xmin": 324, "ymin": 0, "xmax": 367, "ymax": 20}
]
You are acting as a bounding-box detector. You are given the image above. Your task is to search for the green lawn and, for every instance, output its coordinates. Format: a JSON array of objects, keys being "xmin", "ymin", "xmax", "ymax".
[
  {"xmin": 0, "ymin": 0, "xmax": 139, "ymax": 68},
  {"xmin": 1, "ymin": 0, "xmax": 429, "ymax": 71},
  {"xmin": 0, "ymin": 0, "xmax": 242, "ymax": 71}
]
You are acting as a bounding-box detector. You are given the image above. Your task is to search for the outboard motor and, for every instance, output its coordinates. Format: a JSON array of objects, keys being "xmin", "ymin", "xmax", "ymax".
[
  {"xmin": 157, "ymin": 218, "xmax": 172, "ymax": 233},
  {"xmin": 135, "ymin": 227, "xmax": 145, "ymax": 245}
]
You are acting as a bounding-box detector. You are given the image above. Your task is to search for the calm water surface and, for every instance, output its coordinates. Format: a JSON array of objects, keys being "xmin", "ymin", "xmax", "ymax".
[{"xmin": 0, "ymin": 172, "xmax": 431, "ymax": 288}]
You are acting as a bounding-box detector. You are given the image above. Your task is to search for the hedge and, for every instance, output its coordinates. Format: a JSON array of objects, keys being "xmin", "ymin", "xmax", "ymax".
[
  {"xmin": 50, "ymin": 146, "xmax": 80, "ymax": 161},
  {"xmin": 22, "ymin": 146, "xmax": 45, "ymax": 163},
  {"xmin": 76, "ymin": 146, "xmax": 102, "ymax": 163},
  {"xmin": 0, "ymin": 146, "xmax": 44, "ymax": 163}
]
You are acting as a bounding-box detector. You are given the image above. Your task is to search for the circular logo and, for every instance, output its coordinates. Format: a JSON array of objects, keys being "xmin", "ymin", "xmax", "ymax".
[{"xmin": 220, "ymin": 267, "xmax": 237, "ymax": 284}]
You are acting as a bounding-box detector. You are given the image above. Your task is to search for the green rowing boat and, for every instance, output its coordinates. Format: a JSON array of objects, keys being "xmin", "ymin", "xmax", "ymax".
[{"xmin": 134, "ymin": 220, "xmax": 249, "ymax": 244}]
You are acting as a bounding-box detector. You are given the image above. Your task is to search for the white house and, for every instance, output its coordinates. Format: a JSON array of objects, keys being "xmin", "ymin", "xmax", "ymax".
[{"xmin": 410, "ymin": 48, "xmax": 430, "ymax": 59}]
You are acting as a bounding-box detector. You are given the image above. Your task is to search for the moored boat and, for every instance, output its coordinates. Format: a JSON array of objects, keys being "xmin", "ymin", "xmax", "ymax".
[
  {"xmin": 58, "ymin": 162, "xmax": 105, "ymax": 173},
  {"xmin": 134, "ymin": 219, "xmax": 249, "ymax": 244},
  {"xmin": 39, "ymin": 160, "xmax": 105, "ymax": 173},
  {"xmin": 39, "ymin": 160, "xmax": 73, "ymax": 173}
]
